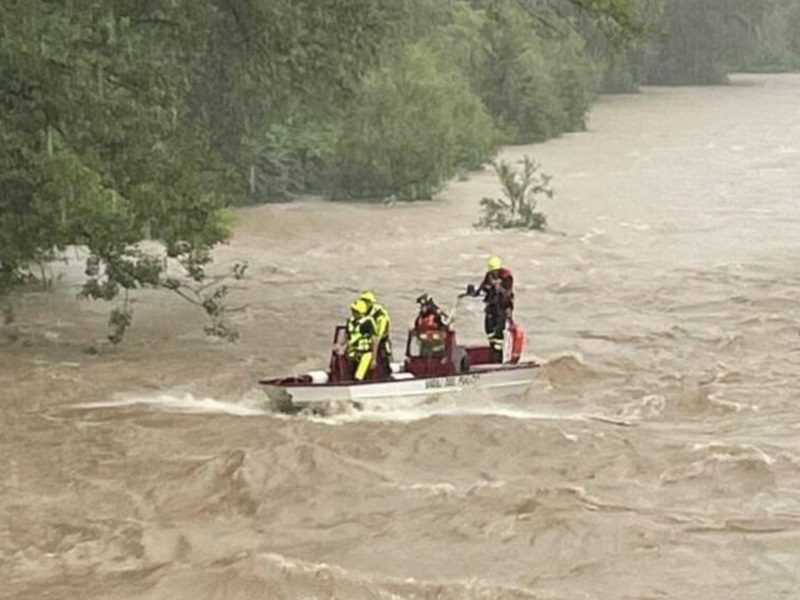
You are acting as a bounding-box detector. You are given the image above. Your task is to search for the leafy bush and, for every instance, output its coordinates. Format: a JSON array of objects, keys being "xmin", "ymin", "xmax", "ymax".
[
  {"xmin": 744, "ymin": 0, "xmax": 800, "ymax": 72},
  {"xmin": 644, "ymin": 0, "xmax": 773, "ymax": 84},
  {"xmin": 477, "ymin": 157, "xmax": 554, "ymax": 231},
  {"xmin": 329, "ymin": 43, "xmax": 497, "ymax": 201},
  {"xmin": 472, "ymin": 2, "xmax": 603, "ymax": 143},
  {"xmin": 241, "ymin": 120, "xmax": 340, "ymax": 203},
  {"xmin": 551, "ymin": 38, "xmax": 603, "ymax": 134}
]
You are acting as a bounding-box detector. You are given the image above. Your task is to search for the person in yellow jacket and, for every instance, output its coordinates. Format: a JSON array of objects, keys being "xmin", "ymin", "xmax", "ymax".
[
  {"xmin": 345, "ymin": 299, "xmax": 378, "ymax": 381},
  {"xmin": 358, "ymin": 289, "xmax": 392, "ymax": 373}
]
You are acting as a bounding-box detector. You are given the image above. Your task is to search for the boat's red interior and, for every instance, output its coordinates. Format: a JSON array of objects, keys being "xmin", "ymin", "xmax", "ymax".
[
  {"xmin": 328, "ymin": 326, "xmax": 389, "ymax": 384},
  {"xmin": 463, "ymin": 345, "xmax": 495, "ymax": 366},
  {"xmin": 312, "ymin": 325, "xmax": 509, "ymax": 384},
  {"xmin": 404, "ymin": 330, "xmax": 457, "ymax": 378}
]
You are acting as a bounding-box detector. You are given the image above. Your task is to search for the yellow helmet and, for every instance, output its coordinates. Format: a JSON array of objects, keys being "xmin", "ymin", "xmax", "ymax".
[
  {"xmin": 359, "ymin": 289, "xmax": 376, "ymax": 304},
  {"xmin": 350, "ymin": 299, "xmax": 368, "ymax": 315},
  {"xmin": 487, "ymin": 255, "xmax": 502, "ymax": 271}
]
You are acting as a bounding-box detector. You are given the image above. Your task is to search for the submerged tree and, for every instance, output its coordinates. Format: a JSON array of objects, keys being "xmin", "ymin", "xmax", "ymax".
[{"xmin": 477, "ymin": 157, "xmax": 554, "ymax": 231}]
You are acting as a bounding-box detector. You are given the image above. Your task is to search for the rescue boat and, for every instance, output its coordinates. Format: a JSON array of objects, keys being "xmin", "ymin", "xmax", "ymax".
[{"xmin": 259, "ymin": 323, "xmax": 537, "ymax": 414}]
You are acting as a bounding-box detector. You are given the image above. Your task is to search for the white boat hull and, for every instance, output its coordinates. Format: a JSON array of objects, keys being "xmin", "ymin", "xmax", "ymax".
[{"xmin": 261, "ymin": 363, "xmax": 539, "ymax": 413}]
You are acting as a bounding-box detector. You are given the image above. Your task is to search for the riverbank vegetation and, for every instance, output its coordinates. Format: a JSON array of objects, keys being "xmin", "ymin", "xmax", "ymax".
[
  {"xmin": 2, "ymin": 0, "xmax": 798, "ymax": 339},
  {"xmin": 634, "ymin": 0, "xmax": 800, "ymax": 85}
]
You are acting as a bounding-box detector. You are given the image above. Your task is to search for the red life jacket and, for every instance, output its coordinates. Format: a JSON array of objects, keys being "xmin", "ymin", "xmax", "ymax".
[
  {"xmin": 415, "ymin": 313, "xmax": 439, "ymax": 332},
  {"xmin": 494, "ymin": 268, "xmax": 513, "ymax": 291}
]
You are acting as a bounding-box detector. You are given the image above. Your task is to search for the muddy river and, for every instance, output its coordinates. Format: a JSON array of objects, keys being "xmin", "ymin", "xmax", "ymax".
[{"xmin": 2, "ymin": 74, "xmax": 799, "ymax": 599}]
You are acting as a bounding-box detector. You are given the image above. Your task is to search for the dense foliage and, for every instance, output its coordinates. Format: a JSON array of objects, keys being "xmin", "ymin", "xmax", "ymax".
[
  {"xmin": 0, "ymin": 0, "xmax": 394, "ymax": 339},
  {"xmin": 1, "ymin": 0, "xmax": 797, "ymax": 339},
  {"xmin": 601, "ymin": 0, "xmax": 800, "ymax": 87},
  {"xmin": 644, "ymin": 0, "xmax": 777, "ymax": 84},
  {"xmin": 330, "ymin": 42, "xmax": 497, "ymax": 201},
  {"xmin": 743, "ymin": 0, "xmax": 800, "ymax": 72}
]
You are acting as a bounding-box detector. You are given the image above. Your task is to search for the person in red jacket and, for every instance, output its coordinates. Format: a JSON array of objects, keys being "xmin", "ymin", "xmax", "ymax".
[
  {"xmin": 414, "ymin": 294, "xmax": 449, "ymax": 331},
  {"xmin": 467, "ymin": 256, "xmax": 514, "ymax": 362},
  {"xmin": 413, "ymin": 294, "xmax": 450, "ymax": 357}
]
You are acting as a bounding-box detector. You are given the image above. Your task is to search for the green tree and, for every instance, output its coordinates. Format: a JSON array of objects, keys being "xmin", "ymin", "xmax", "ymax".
[
  {"xmin": 442, "ymin": 1, "xmax": 610, "ymax": 143},
  {"xmin": 0, "ymin": 0, "xmax": 238, "ymax": 340},
  {"xmin": 745, "ymin": 0, "xmax": 800, "ymax": 71},
  {"xmin": 1, "ymin": 0, "xmax": 653, "ymax": 343},
  {"xmin": 185, "ymin": 0, "xmax": 406, "ymax": 204},
  {"xmin": 645, "ymin": 0, "xmax": 773, "ymax": 84},
  {"xmin": 330, "ymin": 43, "xmax": 497, "ymax": 201},
  {"xmin": 1, "ymin": 0, "xmax": 394, "ymax": 338}
]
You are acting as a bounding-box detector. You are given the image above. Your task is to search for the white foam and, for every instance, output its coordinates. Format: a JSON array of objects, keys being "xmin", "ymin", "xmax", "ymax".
[
  {"xmin": 308, "ymin": 394, "xmax": 623, "ymax": 426},
  {"xmin": 69, "ymin": 390, "xmax": 632, "ymax": 427},
  {"xmin": 71, "ymin": 392, "xmax": 268, "ymax": 416}
]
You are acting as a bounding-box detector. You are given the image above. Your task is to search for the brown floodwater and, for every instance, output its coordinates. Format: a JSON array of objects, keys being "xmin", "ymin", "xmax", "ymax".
[{"xmin": 2, "ymin": 74, "xmax": 799, "ymax": 600}]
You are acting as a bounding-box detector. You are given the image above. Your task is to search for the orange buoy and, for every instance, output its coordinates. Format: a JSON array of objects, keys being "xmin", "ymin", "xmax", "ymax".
[{"xmin": 507, "ymin": 321, "xmax": 525, "ymax": 364}]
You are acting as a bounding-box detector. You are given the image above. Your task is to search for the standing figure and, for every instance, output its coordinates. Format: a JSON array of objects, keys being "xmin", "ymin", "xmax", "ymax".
[
  {"xmin": 345, "ymin": 299, "xmax": 378, "ymax": 381},
  {"xmin": 358, "ymin": 290, "xmax": 392, "ymax": 375},
  {"xmin": 467, "ymin": 256, "xmax": 514, "ymax": 362}
]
